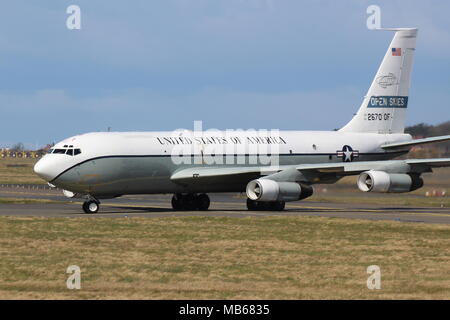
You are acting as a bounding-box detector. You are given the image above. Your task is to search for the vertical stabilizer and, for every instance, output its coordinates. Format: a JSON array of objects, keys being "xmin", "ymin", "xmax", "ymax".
[{"xmin": 340, "ymin": 28, "xmax": 418, "ymax": 134}]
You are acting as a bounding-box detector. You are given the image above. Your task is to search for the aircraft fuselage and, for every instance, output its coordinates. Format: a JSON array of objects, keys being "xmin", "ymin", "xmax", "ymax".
[{"xmin": 34, "ymin": 130, "xmax": 411, "ymax": 198}]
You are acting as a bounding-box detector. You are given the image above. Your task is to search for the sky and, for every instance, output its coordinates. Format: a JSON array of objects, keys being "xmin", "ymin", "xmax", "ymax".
[{"xmin": 0, "ymin": 0, "xmax": 449, "ymax": 149}]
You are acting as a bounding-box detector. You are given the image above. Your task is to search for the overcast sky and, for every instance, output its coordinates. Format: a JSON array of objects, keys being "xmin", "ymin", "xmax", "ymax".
[{"xmin": 0, "ymin": 0, "xmax": 449, "ymax": 148}]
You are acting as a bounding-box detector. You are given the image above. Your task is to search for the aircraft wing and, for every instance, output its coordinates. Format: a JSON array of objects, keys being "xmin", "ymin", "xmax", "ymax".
[
  {"xmin": 405, "ymin": 158, "xmax": 450, "ymax": 168},
  {"xmin": 171, "ymin": 158, "xmax": 450, "ymax": 186},
  {"xmin": 170, "ymin": 165, "xmax": 287, "ymax": 185},
  {"xmin": 296, "ymin": 158, "xmax": 450, "ymax": 174},
  {"xmin": 381, "ymin": 135, "xmax": 450, "ymax": 150}
]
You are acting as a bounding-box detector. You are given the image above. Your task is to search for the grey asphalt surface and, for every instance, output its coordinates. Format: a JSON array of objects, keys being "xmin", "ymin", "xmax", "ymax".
[{"xmin": 0, "ymin": 186, "xmax": 450, "ymax": 224}]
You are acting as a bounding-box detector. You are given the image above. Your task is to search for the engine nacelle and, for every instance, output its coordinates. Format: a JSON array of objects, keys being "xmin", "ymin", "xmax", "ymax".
[
  {"xmin": 357, "ymin": 171, "xmax": 423, "ymax": 193},
  {"xmin": 246, "ymin": 179, "xmax": 313, "ymax": 202}
]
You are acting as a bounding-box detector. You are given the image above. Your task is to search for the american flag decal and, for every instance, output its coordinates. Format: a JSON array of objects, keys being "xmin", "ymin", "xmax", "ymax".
[{"xmin": 392, "ymin": 48, "xmax": 401, "ymax": 56}]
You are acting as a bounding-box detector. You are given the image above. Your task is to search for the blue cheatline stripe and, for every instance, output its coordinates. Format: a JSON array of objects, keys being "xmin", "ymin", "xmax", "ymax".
[{"xmin": 367, "ymin": 96, "xmax": 408, "ymax": 108}]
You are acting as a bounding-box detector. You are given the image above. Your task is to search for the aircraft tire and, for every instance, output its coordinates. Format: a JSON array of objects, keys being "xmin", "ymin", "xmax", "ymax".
[
  {"xmin": 246, "ymin": 198, "xmax": 260, "ymax": 211},
  {"xmin": 184, "ymin": 194, "xmax": 198, "ymax": 210},
  {"xmin": 196, "ymin": 194, "xmax": 210, "ymax": 211},
  {"xmin": 171, "ymin": 194, "xmax": 183, "ymax": 211},
  {"xmin": 269, "ymin": 201, "xmax": 285, "ymax": 211},
  {"xmin": 83, "ymin": 200, "xmax": 99, "ymax": 214},
  {"xmin": 172, "ymin": 193, "xmax": 210, "ymax": 211},
  {"xmin": 247, "ymin": 199, "xmax": 285, "ymax": 211}
]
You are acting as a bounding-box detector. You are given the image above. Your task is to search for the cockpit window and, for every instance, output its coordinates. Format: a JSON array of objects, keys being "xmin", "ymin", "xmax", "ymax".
[
  {"xmin": 51, "ymin": 147, "xmax": 82, "ymax": 156},
  {"xmin": 47, "ymin": 149, "xmax": 54, "ymax": 154}
]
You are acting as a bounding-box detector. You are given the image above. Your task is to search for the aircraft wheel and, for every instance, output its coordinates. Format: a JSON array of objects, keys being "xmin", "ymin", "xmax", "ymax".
[
  {"xmin": 171, "ymin": 194, "xmax": 196, "ymax": 210},
  {"xmin": 172, "ymin": 193, "xmax": 210, "ymax": 211},
  {"xmin": 269, "ymin": 201, "xmax": 285, "ymax": 211},
  {"xmin": 171, "ymin": 194, "xmax": 183, "ymax": 211},
  {"xmin": 83, "ymin": 200, "xmax": 99, "ymax": 214},
  {"xmin": 246, "ymin": 198, "xmax": 260, "ymax": 211},
  {"xmin": 247, "ymin": 199, "xmax": 285, "ymax": 211},
  {"xmin": 196, "ymin": 194, "xmax": 210, "ymax": 211},
  {"xmin": 184, "ymin": 194, "xmax": 198, "ymax": 210}
]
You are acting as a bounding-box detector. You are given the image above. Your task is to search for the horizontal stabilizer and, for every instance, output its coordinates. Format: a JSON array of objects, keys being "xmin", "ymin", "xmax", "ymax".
[{"xmin": 381, "ymin": 135, "xmax": 450, "ymax": 150}]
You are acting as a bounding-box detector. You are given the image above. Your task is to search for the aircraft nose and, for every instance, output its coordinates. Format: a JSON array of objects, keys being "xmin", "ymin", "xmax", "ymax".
[{"xmin": 34, "ymin": 157, "xmax": 57, "ymax": 181}]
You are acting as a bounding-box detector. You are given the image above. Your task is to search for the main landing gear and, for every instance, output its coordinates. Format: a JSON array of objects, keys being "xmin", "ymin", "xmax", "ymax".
[
  {"xmin": 82, "ymin": 199, "xmax": 100, "ymax": 214},
  {"xmin": 171, "ymin": 193, "xmax": 210, "ymax": 211},
  {"xmin": 246, "ymin": 198, "xmax": 285, "ymax": 211}
]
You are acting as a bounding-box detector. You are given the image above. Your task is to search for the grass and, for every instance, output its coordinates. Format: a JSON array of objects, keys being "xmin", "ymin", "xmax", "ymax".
[
  {"xmin": 0, "ymin": 198, "xmax": 65, "ymax": 205},
  {"xmin": 0, "ymin": 215, "xmax": 449, "ymax": 299},
  {"xmin": 0, "ymin": 158, "xmax": 43, "ymax": 184},
  {"xmin": 305, "ymin": 195, "xmax": 450, "ymax": 207}
]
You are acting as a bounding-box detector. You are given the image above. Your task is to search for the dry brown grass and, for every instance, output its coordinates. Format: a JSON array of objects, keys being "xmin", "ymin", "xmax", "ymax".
[
  {"xmin": 0, "ymin": 216, "xmax": 449, "ymax": 299},
  {"xmin": 0, "ymin": 198, "xmax": 64, "ymax": 204},
  {"xmin": 0, "ymin": 158, "xmax": 43, "ymax": 184}
]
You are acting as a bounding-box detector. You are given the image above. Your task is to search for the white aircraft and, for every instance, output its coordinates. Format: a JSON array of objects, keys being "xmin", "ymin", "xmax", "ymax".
[{"xmin": 34, "ymin": 28, "xmax": 450, "ymax": 213}]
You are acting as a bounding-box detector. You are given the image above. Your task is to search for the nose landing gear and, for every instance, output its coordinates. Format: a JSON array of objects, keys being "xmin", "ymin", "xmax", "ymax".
[
  {"xmin": 82, "ymin": 199, "xmax": 100, "ymax": 214},
  {"xmin": 171, "ymin": 193, "xmax": 210, "ymax": 211}
]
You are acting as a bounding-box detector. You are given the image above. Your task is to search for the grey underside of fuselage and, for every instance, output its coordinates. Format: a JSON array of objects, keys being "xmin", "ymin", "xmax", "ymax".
[{"xmin": 52, "ymin": 152, "xmax": 405, "ymax": 197}]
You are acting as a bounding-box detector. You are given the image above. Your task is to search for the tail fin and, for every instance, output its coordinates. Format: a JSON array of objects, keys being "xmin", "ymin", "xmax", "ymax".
[{"xmin": 340, "ymin": 28, "xmax": 418, "ymax": 134}]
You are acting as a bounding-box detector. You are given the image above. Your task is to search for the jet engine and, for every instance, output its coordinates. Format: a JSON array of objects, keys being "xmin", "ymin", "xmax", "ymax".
[
  {"xmin": 246, "ymin": 179, "xmax": 313, "ymax": 202},
  {"xmin": 357, "ymin": 170, "xmax": 423, "ymax": 193}
]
